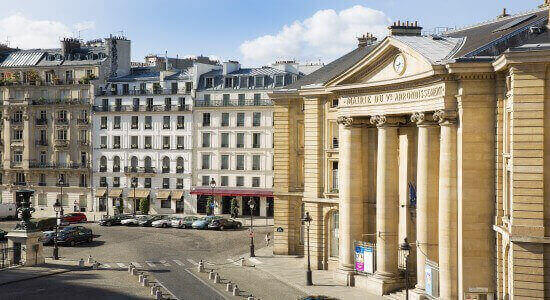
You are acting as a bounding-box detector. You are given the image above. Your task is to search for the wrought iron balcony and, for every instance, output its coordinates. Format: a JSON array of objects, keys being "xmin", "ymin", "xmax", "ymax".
[
  {"xmin": 77, "ymin": 118, "xmax": 89, "ymax": 125},
  {"xmin": 194, "ymin": 99, "xmax": 273, "ymax": 107},
  {"xmin": 54, "ymin": 139, "xmax": 69, "ymax": 148},
  {"xmin": 99, "ymin": 166, "xmax": 107, "ymax": 172},
  {"xmin": 56, "ymin": 118, "xmax": 69, "ymax": 125},
  {"xmin": 35, "ymin": 139, "xmax": 48, "ymax": 146},
  {"xmin": 124, "ymin": 166, "xmax": 156, "ymax": 174},
  {"xmin": 36, "ymin": 118, "xmax": 47, "ymax": 125}
]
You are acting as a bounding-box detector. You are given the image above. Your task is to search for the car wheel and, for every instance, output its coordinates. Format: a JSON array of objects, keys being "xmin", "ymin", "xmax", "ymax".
[
  {"xmin": 162, "ymin": 223, "xmax": 167, "ymax": 228},
  {"xmin": 70, "ymin": 240, "xmax": 76, "ymax": 247},
  {"xmin": 87, "ymin": 237, "xmax": 92, "ymax": 243},
  {"xmin": 237, "ymin": 223, "xmax": 242, "ymax": 229},
  {"xmin": 220, "ymin": 226, "xmax": 225, "ymax": 231}
]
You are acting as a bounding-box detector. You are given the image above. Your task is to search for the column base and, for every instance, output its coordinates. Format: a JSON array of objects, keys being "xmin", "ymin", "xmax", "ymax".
[
  {"xmin": 364, "ymin": 274, "xmax": 404, "ymax": 295},
  {"xmin": 333, "ymin": 269, "xmax": 355, "ymax": 286},
  {"xmin": 409, "ymin": 288, "xmax": 428, "ymax": 300}
]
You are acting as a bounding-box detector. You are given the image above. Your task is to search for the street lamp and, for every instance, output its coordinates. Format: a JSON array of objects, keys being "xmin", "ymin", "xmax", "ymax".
[
  {"xmin": 301, "ymin": 211, "xmax": 313, "ymax": 286},
  {"xmin": 248, "ymin": 199, "xmax": 255, "ymax": 257},
  {"xmin": 400, "ymin": 238, "xmax": 411, "ymax": 300},
  {"xmin": 209, "ymin": 178, "xmax": 216, "ymax": 216},
  {"xmin": 52, "ymin": 199, "xmax": 62, "ymax": 260}
]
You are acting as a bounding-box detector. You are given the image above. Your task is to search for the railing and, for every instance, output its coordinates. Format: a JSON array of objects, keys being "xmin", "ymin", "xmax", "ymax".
[
  {"xmin": 77, "ymin": 118, "xmax": 89, "ymax": 125},
  {"xmin": 93, "ymin": 104, "xmax": 188, "ymax": 113},
  {"xmin": 12, "ymin": 182, "xmax": 26, "ymax": 186},
  {"xmin": 29, "ymin": 162, "xmax": 88, "ymax": 169},
  {"xmin": 36, "ymin": 118, "xmax": 47, "ymax": 125},
  {"xmin": 54, "ymin": 140, "xmax": 69, "ymax": 148},
  {"xmin": 124, "ymin": 166, "xmax": 156, "ymax": 174},
  {"xmin": 35, "ymin": 140, "xmax": 48, "ymax": 146},
  {"xmin": 113, "ymin": 166, "xmax": 120, "ymax": 172},
  {"xmin": 332, "ymin": 138, "xmax": 339, "ymax": 149},
  {"xmin": 194, "ymin": 99, "xmax": 273, "ymax": 107},
  {"xmin": 1, "ymin": 243, "xmax": 17, "ymax": 269},
  {"xmin": 10, "ymin": 119, "xmax": 22, "ymax": 124},
  {"xmin": 162, "ymin": 167, "xmax": 170, "ymax": 174},
  {"xmin": 99, "ymin": 166, "xmax": 107, "ymax": 172},
  {"xmin": 78, "ymin": 140, "xmax": 89, "ymax": 146},
  {"xmin": 95, "ymin": 89, "xmax": 190, "ymax": 97},
  {"xmin": 56, "ymin": 118, "xmax": 69, "ymax": 125},
  {"xmin": 30, "ymin": 98, "xmax": 89, "ymax": 106}
]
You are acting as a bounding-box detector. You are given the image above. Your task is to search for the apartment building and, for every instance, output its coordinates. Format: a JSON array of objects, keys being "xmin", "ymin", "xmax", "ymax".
[
  {"xmin": 192, "ymin": 61, "xmax": 304, "ymax": 217},
  {"xmin": 0, "ymin": 36, "xmax": 130, "ymax": 218},
  {"xmin": 92, "ymin": 62, "xmax": 218, "ymax": 215}
]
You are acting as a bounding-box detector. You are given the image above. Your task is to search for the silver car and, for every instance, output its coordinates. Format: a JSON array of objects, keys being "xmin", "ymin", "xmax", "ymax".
[{"xmin": 152, "ymin": 217, "xmax": 174, "ymax": 228}]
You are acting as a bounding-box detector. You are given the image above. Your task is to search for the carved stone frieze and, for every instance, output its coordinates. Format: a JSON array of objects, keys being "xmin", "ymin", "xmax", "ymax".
[
  {"xmin": 433, "ymin": 109, "xmax": 458, "ymax": 126},
  {"xmin": 411, "ymin": 112, "xmax": 437, "ymax": 126},
  {"xmin": 336, "ymin": 116, "xmax": 354, "ymax": 128}
]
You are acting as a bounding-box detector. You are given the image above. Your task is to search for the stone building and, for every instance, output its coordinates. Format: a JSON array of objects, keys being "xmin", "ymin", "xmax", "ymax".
[
  {"xmin": 0, "ymin": 36, "xmax": 130, "ymax": 219},
  {"xmin": 270, "ymin": 3, "xmax": 550, "ymax": 299},
  {"xmin": 91, "ymin": 61, "xmax": 217, "ymax": 215}
]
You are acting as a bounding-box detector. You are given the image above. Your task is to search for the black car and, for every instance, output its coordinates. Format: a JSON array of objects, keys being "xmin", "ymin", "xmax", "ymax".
[
  {"xmin": 99, "ymin": 214, "xmax": 132, "ymax": 226},
  {"xmin": 0, "ymin": 228, "xmax": 7, "ymax": 240},
  {"xmin": 208, "ymin": 218, "xmax": 242, "ymax": 230},
  {"xmin": 57, "ymin": 226, "xmax": 93, "ymax": 246},
  {"xmin": 138, "ymin": 215, "xmax": 165, "ymax": 227}
]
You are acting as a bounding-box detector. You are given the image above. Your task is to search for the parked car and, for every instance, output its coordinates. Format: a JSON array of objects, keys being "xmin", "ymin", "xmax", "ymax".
[
  {"xmin": 99, "ymin": 214, "xmax": 133, "ymax": 226},
  {"xmin": 172, "ymin": 216, "xmax": 199, "ymax": 229},
  {"xmin": 56, "ymin": 226, "xmax": 93, "ymax": 246},
  {"xmin": 0, "ymin": 228, "xmax": 7, "ymax": 240},
  {"xmin": 62, "ymin": 213, "xmax": 87, "ymax": 224},
  {"xmin": 138, "ymin": 215, "xmax": 166, "ymax": 227},
  {"xmin": 192, "ymin": 216, "xmax": 222, "ymax": 229},
  {"xmin": 31, "ymin": 217, "xmax": 57, "ymax": 231},
  {"xmin": 152, "ymin": 216, "xmax": 175, "ymax": 228},
  {"xmin": 208, "ymin": 218, "xmax": 243, "ymax": 230},
  {"xmin": 0, "ymin": 203, "xmax": 17, "ymax": 220},
  {"xmin": 42, "ymin": 230, "xmax": 56, "ymax": 245},
  {"xmin": 120, "ymin": 215, "xmax": 147, "ymax": 226}
]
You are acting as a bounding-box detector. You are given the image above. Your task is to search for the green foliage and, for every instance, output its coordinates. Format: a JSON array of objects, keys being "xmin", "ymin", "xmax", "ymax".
[
  {"xmin": 230, "ymin": 198, "xmax": 239, "ymax": 217},
  {"xmin": 206, "ymin": 196, "xmax": 214, "ymax": 215},
  {"xmin": 140, "ymin": 198, "xmax": 150, "ymax": 214}
]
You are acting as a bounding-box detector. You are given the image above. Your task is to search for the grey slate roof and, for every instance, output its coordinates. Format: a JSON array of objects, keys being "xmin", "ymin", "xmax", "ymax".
[
  {"xmin": 0, "ymin": 49, "xmax": 46, "ymax": 67},
  {"xmin": 109, "ymin": 67, "xmax": 159, "ymax": 82},
  {"xmin": 392, "ymin": 35, "xmax": 462, "ymax": 64},
  {"xmin": 202, "ymin": 66, "xmax": 289, "ymax": 77}
]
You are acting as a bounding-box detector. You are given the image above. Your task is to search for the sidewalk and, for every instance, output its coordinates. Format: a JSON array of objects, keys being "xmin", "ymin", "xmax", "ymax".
[
  {"xmin": 0, "ymin": 259, "xmax": 81, "ymax": 286},
  {"xmin": 245, "ymin": 246, "xmax": 384, "ymax": 300}
]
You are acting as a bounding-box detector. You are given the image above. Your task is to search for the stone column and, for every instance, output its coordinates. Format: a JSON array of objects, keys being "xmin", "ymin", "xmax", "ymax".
[
  {"xmin": 336, "ymin": 116, "xmax": 363, "ymax": 285},
  {"xmin": 433, "ymin": 110, "xmax": 458, "ymax": 299},
  {"xmin": 411, "ymin": 112, "xmax": 440, "ymax": 295},
  {"xmin": 3, "ymin": 112, "xmax": 11, "ymax": 169},
  {"xmin": 371, "ymin": 115, "xmax": 402, "ymax": 283}
]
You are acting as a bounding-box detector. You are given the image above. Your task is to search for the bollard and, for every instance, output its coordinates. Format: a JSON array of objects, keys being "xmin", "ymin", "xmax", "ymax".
[
  {"xmin": 131, "ymin": 268, "xmax": 138, "ymax": 276},
  {"xmin": 226, "ymin": 282, "xmax": 233, "ymax": 292},
  {"xmin": 208, "ymin": 271, "xmax": 215, "ymax": 280},
  {"xmin": 92, "ymin": 261, "xmax": 100, "ymax": 269},
  {"xmin": 151, "ymin": 285, "xmax": 158, "ymax": 296},
  {"xmin": 240, "ymin": 258, "xmax": 246, "ymax": 267},
  {"xmin": 142, "ymin": 277, "xmax": 149, "ymax": 287},
  {"xmin": 155, "ymin": 289, "xmax": 163, "ymax": 300},
  {"xmin": 87, "ymin": 255, "xmax": 93, "ymax": 264},
  {"xmin": 247, "ymin": 297, "xmax": 254, "ymax": 300},
  {"xmin": 198, "ymin": 260, "xmax": 205, "ymax": 273},
  {"xmin": 128, "ymin": 265, "xmax": 133, "ymax": 274},
  {"xmin": 138, "ymin": 274, "xmax": 144, "ymax": 284},
  {"xmin": 78, "ymin": 258, "xmax": 84, "ymax": 267},
  {"xmin": 232, "ymin": 285, "xmax": 240, "ymax": 296},
  {"xmin": 214, "ymin": 273, "xmax": 220, "ymax": 284}
]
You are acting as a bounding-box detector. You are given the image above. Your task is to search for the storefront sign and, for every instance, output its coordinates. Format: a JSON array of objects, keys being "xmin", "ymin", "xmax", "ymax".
[
  {"xmin": 354, "ymin": 242, "xmax": 375, "ymax": 274},
  {"xmin": 340, "ymin": 84, "xmax": 445, "ymax": 108}
]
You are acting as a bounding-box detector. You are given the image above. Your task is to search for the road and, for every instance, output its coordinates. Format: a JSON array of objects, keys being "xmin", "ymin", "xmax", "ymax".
[{"xmin": 0, "ymin": 219, "xmax": 272, "ymax": 300}]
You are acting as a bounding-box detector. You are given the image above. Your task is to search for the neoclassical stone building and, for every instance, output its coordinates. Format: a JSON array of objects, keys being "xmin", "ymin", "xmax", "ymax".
[{"xmin": 270, "ymin": 3, "xmax": 550, "ymax": 299}]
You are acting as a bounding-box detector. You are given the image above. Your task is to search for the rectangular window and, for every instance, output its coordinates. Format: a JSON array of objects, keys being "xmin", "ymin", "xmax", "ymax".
[
  {"xmin": 331, "ymin": 99, "xmax": 339, "ymax": 108},
  {"xmin": 177, "ymin": 136, "xmax": 185, "ymax": 149},
  {"xmin": 57, "ymin": 129, "xmax": 67, "ymax": 140},
  {"xmin": 275, "ymin": 75, "xmax": 283, "ymax": 86},
  {"xmin": 202, "ymin": 154, "xmax": 210, "ymax": 169},
  {"xmin": 131, "ymin": 136, "xmax": 138, "ymax": 149},
  {"xmin": 144, "ymin": 178, "xmax": 151, "ymax": 188},
  {"xmin": 236, "ymin": 133, "xmax": 245, "ymax": 148},
  {"xmin": 177, "ymin": 116, "xmax": 185, "ymax": 129},
  {"xmin": 221, "ymin": 113, "xmax": 229, "ymax": 127},
  {"xmin": 253, "ymin": 133, "xmax": 261, "ymax": 148},
  {"xmin": 113, "ymin": 177, "xmax": 120, "ymax": 187},
  {"xmin": 133, "ymin": 98, "xmax": 140, "ymax": 110},
  {"xmin": 221, "ymin": 176, "xmax": 228, "ymax": 187},
  {"xmin": 203, "ymin": 113, "xmax": 210, "ymax": 127},
  {"xmin": 236, "ymin": 176, "xmax": 244, "ymax": 187},
  {"xmin": 205, "ymin": 77, "xmax": 213, "ymax": 88},
  {"xmin": 332, "ymin": 161, "xmax": 339, "ymax": 192},
  {"xmin": 163, "ymin": 136, "xmax": 170, "ymax": 149},
  {"xmin": 253, "ymin": 112, "xmax": 261, "ymax": 126},
  {"xmin": 254, "ymin": 76, "xmax": 264, "ymax": 87},
  {"xmin": 100, "ymin": 136, "xmax": 107, "ymax": 148},
  {"xmin": 113, "ymin": 116, "xmax": 121, "ymax": 129},
  {"xmin": 163, "ymin": 116, "xmax": 170, "ymax": 129},
  {"xmin": 201, "ymin": 176, "xmax": 210, "ymax": 186},
  {"xmin": 252, "ymin": 177, "xmax": 260, "ymax": 187},
  {"xmin": 202, "ymin": 132, "xmax": 211, "ymax": 148},
  {"xmin": 221, "ymin": 133, "xmax": 229, "ymax": 148},
  {"xmin": 100, "ymin": 116, "xmax": 107, "ymax": 129},
  {"xmin": 113, "ymin": 136, "xmax": 121, "ymax": 149},
  {"xmin": 222, "ymin": 93, "xmax": 230, "ymax": 106},
  {"xmin": 39, "ymin": 174, "xmax": 46, "ymax": 186},
  {"xmin": 13, "ymin": 130, "xmax": 23, "ymax": 140},
  {"xmin": 146, "ymin": 98, "xmax": 153, "ymax": 110},
  {"xmin": 224, "ymin": 77, "xmax": 233, "ymax": 88},
  {"xmin": 131, "ymin": 116, "xmax": 139, "ymax": 129},
  {"xmin": 252, "ymin": 155, "xmax": 260, "ymax": 170},
  {"xmin": 99, "ymin": 177, "xmax": 107, "ymax": 187},
  {"xmin": 163, "ymin": 178, "xmax": 170, "ymax": 189},
  {"xmin": 144, "ymin": 136, "xmax": 152, "ymax": 149},
  {"xmin": 165, "ymin": 97, "xmax": 172, "ymax": 109},
  {"xmin": 238, "ymin": 93, "xmax": 245, "ymax": 105},
  {"xmin": 79, "ymin": 174, "xmax": 87, "ymax": 187},
  {"xmin": 236, "ymin": 155, "xmax": 245, "ymax": 170},
  {"xmin": 145, "ymin": 116, "xmax": 152, "ymax": 129},
  {"xmin": 185, "ymin": 82, "xmax": 192, "ymax": 92},
  {"xmin": 221, "ymin": 155, "xmax": 229, "ymax": 170},
  {"xmin": 176, "ymin": 178, "xmax": 184, "ymax": 189},
  {"xmin": 237, "ymin": 113, "xmax": 245, "ymax": 127}
]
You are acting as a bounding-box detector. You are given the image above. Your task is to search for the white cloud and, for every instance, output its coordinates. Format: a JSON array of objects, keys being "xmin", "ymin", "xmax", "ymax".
[
  {"xmin": 239, "ymin": 5, "xmax": 390, "ymax": 66},
  {"xmin": 0, "ymin": 13, "xmax": 95, "ymax": 49}
]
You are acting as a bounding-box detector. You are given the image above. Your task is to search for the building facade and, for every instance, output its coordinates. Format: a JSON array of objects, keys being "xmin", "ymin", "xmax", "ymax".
[
  {"xmin": 0, "ymin": 36, "xmax": 130, "ymax": 219},
  {"xmin": 271, "ymin": 3, "xmax": 550, "ymax": 299},
  {"xmin": 192, "ymin": 61, "xmax": 305, "ymax": 217}
]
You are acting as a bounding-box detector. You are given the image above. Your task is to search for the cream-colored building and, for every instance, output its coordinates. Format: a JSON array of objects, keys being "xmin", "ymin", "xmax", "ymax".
[
  {"xmin": 0, "ymin": 37, "xmax": 130, "ymax": 219},
  {"xmin": 271, "ymin": 3, "xmax": 550, "ymax": 299}
]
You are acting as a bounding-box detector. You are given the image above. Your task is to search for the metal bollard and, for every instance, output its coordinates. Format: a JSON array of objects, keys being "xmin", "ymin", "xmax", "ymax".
[
  {"xmin": 247, "ymin": 297, "xmax": 254, "ymax": 300},
  {"xmin": 138, "ymin": 274, "xmax": 144, "ymax": 284},
  {"xmin": 128, "ymin": 266, "xmax": 133, "ymax": 274},
  {"xmin": 131, "ymin": 268, "xmax": 138, "ymax": 276},
  {"xmin": 87, "ymin": 255, "xmax": 93, "ymax": 264},
  {"xmin": 208, "ymin": 271, "xmax": 215, "ymax": 280},
  {"xmin": 150, "ymin": 285, "xmax": 158, "ymax": 296},
  {"xmin": 78, "ymin": 258, "xmax": 84, "ymax": 267},
  {"xmin": 214, "ymin": 273, "xmax": 220, "ymax": 284},
  {"xmin": 92, "ymin": 261, "xmax": 100, "ymax": 269},
  {"xmin": 240, "ymin": 258, "xmax": 246, "ymax": 267},
  {"xmin": 198, "ymin": 260, "xmax": 205, "ymax": 273},
  {"xmin": 155, "ymin": 289, "xmax": 163, "ymax": 300},
  {"xmin": 232, "ymin": 285, "xmax": 240, "ymax": 296},
  {"xmin": 226, "ymin": 282, "xmax": 233, "ymax": 292},
  {"xmin": 142, "ymin": 277, "xmax": 149, "ymax": 287}
]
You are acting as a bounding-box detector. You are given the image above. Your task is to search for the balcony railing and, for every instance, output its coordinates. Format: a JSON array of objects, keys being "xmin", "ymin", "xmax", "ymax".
[
  {"xmin": 194, "ymin": 99, "xmax": 273, "ymax": 107},
  {"xmin": 35, "ymin": 140, "xmax": 48, "ymax": 146},
  {"xmin": 28, "ymin": 162, "xmax": 88, "ymax": 169},
  {"xmin": 77, "ymin": 118, "xmax": 89, "ymax": 125},
  {"xmin": 13, "ymin": 182, "xmax": 27, "ymax": 186},
  {"xmin": 113, "ymin": 166, "xmax": 120, "ymax": 172},
  {"xmin": 56, "ymin": 118, "xmax": 69, "ymax": 125},
  {"xmin": 124, "ymin": 166, "xmax": 156, "ymax": 174},
  {"xmin": 332, "ymin": 138, "xmax": 339, "ymax": 149},
  {"xmin": 93, "ymin": 104, "xmax": 189, "ymax": 112},
  {"xmin": 95, "ymin": 88, "xmax": 190, "ymax": 97},
  {"xmin": 54, "ymin": 139, "xmax": 69, "ymax": 148},
  {"xmin": 78, "ymin": 140, "xmax": 89, "ymax": 146},
  {"xmin": 36, "ymin": 118, "xmax": 47, "ymax": 125},
  {"xmin": 162, "ymin": 167, "xmax": 170, "ymax": 174},
  {"xmin": 99, "ymin": 166, "xmax": 107, "ymax": 172}
]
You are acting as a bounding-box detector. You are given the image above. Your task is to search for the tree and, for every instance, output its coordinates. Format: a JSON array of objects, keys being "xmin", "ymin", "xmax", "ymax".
[
  {"xmin": 230, "ymin": 198, "xmax": 239, "ymax": 218},
  {"xmin": 140, "ymin": 198, "xmax": 150, "ymax": 214},
  {"xmin": 206, "ymin": 196, "xmax": 214, "ymax": 216}
]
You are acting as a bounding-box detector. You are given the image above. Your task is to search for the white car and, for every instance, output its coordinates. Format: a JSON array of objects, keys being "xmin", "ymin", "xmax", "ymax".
[
  {"xmin": 120, "ymin": 215, "xmax": 146, "ymax": 226},
  {"xmin": 152, "ymin": 217, "xmax": 173, "ymax": 228}
]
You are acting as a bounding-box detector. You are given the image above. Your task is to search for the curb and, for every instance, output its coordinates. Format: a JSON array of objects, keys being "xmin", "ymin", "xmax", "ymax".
[{"xmin": 0, "ymin": 269, "xmax": 72, "ymax": 286}]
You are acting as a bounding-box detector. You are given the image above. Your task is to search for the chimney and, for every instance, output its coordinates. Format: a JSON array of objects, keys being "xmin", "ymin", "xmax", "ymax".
[
  {"xmin": 61, "ymin": 38, "xmax": 81, "ymax": 58},
  {"xmin": 498, "ymin": 8, "xmax": 510, "ymax": 19},
  {"xmin": 388, "ymin": 20, "xmax": 422, "ymax": 36},
  {"xmin": 357, "ymin": 33, "xmax": 378, "ymax": 47}
]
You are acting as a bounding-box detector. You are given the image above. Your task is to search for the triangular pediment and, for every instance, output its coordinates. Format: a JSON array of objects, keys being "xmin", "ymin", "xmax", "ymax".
[{"xmin": 327, "ymin": 37, "xmax": 437, "ymax": 87}]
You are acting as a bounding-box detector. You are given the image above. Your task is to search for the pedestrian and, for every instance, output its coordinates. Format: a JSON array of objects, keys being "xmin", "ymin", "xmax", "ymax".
[{"xmin": 264, "ymin": 233, "xmax": 271, "ymax": 247}]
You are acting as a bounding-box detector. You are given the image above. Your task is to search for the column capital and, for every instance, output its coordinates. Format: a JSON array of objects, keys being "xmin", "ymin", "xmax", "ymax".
[
  {"xmin": 433, "ymin": 109, "xmax": 458, "ymax": 126},
  {"xmin": 370, "ymin": 115, "xmax": 405, "ymax": 127},
  {"xmin": 411, "ymin": 112, "xmax": 437, "ymax": 127},
  {"xmin": 337, "ymin": 116, "xmax": 368, "ymax": 128}
]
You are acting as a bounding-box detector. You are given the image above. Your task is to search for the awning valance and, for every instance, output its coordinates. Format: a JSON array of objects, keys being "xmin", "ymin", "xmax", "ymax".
[
  {"xmin": 96, "ymin": 189, "xmax": 106, "ymax": 197},
  {"xmin": 128, "ymin": 190, "xmax": 150, "ymax": 199},
  {"xmin": 108, "ymin": 189, "xmax": 123, "ymax": 197},
  {"xmin": 190, "ymin": 187, "xmax": 273, "ymax": 197},
  {"xmin": 171, "ymin": 190, "xmax": 184, "ymax": 200},
  {"xmin": 156, "ymin": 190, "xmax": 171, "ymax": 200}
]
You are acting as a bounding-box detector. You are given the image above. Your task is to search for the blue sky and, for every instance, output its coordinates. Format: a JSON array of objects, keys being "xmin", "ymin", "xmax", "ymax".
[{"xmin": 0, "ymin": 0, "xmax": 539, "ymax": 66}]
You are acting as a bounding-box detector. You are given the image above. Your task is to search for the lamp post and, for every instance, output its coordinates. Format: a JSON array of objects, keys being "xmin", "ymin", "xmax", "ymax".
[
  {"xmin": 301, "ymin": 211, "xmax": 313, "ymax": 286},
  {"xmin": 209, "ymin": 178, "xmax": 216, "ymax": 216},
  {"xmin": 248, "ymin": 199, "xmax": 255, "ymax": 257},
  {"xmin": 131, "ymin": 179, "xmax": 137, "ymax": 215},
  {"xmin": 400, "ymin": 238, "xmax": 411, "ymax": 300},
  {"xmin": 52, "ymin": 199, "xmax": 61, "ymax": 260}
]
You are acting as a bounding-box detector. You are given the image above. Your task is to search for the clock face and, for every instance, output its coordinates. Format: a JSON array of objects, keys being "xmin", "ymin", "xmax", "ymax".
[{"xmin": 393, "ymin": 54, "xmax": 405, "ymax": 75}]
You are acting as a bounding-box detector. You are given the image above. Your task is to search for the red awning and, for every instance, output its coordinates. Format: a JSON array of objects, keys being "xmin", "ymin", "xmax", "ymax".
[{"xmin": 190, "ymin": 187, "xmax": 273, "ymax": 197}]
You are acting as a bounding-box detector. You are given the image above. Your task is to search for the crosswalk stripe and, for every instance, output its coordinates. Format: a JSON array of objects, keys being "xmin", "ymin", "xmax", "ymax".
[
  {"xmin": 131, "ymin": 262, "xmax": 142, "ymax": 268},
  {"xmin": 187, "ymin": 258, "xmax": 198, "ymax": 266},
  {"xmin": 146, "ymin": 261, "xmax": 156, "ymax": 267},
  {"xmin": 116, "ymin": 263, "xmax": 126, "ymax": 268},
  {"xmin": 173, "ymin": 259, "xmax": 184, "ymax": 266},
  {"xmin": 249, "ymin": 258, "xmax": 262, "ymax": 265},
  {"xmin": 160, "ymin": 260, "xmax": 171, "ymax": 267}
]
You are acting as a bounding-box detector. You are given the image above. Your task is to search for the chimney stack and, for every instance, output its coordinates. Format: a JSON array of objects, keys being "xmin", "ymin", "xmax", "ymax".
[
  {"xmin": 388, "ymin": 20, "xmax": 422, "ymax": 36},
  {"xmin": 498, "ymin": 8, "xmax": 510, "ymax": 19},
  {"xmin": 357, "ymin": 33, "xmax": 378, "ymax": 48}
]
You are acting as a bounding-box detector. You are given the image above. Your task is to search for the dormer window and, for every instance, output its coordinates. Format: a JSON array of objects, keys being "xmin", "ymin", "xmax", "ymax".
[
  {"xmin": 255, "ymin": 76, "xmax": 264, "ymax": 87},
  {"xmin": 240, "ymin": 76, "xmax": 248, "ymax": 88},
  {"xmin": 205, "ymin": 77, "xmax": 213, "ymax": 88},
  {"xmin": 275, "ymin": 75, "xmax": 284, "ymax": 87},
  {"xmin": 224, "ymin": 77, "xmax": 233, "ymax": 88}
]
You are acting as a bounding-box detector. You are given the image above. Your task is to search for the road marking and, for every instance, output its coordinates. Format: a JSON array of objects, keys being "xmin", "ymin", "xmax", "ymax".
[
  {"xmin": 249, "ymin": 258, "xmax": 262, "ymax": 265},
  {"xmin": 116, "ymin": 263, "xmax": 126, "ymax": 268},
  {"xmin": 227, "ymin": 258, "xmax": 240, "ymax": 266},
  {"xmin": 173, "ymin": 259, "xmax": 184, "ymax": 266},
  {"xmin": 102, "ymin": 263, "xmax": 111, "ymax": 268},
  {"xmin": 131, "ymin": 262, "xmax": 142, "ymax": 268},
  {"xmin": 184, "ymin": 269, "xmax": 229, "ymax": 300},
  {"xmin": 187, "ymin": 258, "xmax": 198, "ymax": 266},
  {"xmin": 160, "ymin": 260, "xmax": 171, "ymax": 267},
  {"xmin": 146, "ymin": 261, "xmax": 156, "ymax": 268}
]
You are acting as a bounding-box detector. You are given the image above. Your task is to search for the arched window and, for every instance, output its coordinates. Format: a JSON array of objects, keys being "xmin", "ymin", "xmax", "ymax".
[
  {"xmin": 176, "ymin": 157, "xmax": 184, "ymax": 173},
  {"xmin": 130, "ymin": 156, "xmax": 138, "ymax": 172},
  {"xmin": 144, "ymin": 156, "xmax": 152, "ymax": 169},
  {"xmin": 113, "ymin": 156, "xmax": 120, "ymax": 172},
  {"xmin": 329, "ymin": 211, "xmax": 339, "ymax": 258},
  {"xmin": 99, "ymin": 156, "xmax": 107, "ymax": 172},
  {"xmin": 162, "ymin": 156, "xmax": 170, "ymax": 173}
]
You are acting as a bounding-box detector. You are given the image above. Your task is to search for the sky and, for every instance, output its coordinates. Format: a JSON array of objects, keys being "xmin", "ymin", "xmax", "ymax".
[{"xmin": 0, "ymin": 0, "xmax": 540, "ymax": 67}]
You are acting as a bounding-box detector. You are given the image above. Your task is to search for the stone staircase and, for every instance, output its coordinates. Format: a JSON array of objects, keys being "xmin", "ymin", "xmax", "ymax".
[{"xmin": 383, "ymin": 289, "xmax": 407, "ymax": 300}]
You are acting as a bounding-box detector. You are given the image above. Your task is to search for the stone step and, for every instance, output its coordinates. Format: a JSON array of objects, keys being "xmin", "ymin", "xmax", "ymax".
[{"xmin": 383, "ymin": 290, "xmax": 406, "ymax": 300}]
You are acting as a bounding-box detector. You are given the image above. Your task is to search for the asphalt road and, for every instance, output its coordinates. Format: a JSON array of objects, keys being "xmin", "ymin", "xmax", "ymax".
[{"xmin": 0, "ymin": 219, "xmax": 272, "ymax": 300}]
